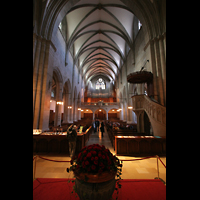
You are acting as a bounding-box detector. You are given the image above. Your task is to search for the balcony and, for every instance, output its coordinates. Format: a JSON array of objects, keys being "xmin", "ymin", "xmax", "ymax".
[{"xmin": 81, "ymin": 101, "xmax": 119, "ymax": 106}]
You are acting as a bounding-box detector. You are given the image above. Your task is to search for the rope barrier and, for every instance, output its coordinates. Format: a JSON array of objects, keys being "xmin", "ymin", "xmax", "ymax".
[
  {"xmin": 120, "ymin": 155, "xmax": 166, "ymax": 168},
  {"xmin": 34, "ymin": 155, "xmax": 165, "ymax": 167},
  {"xmin": 38, "ymin": 155, "xmax": 70, "ymax": 162},
  {"xmin": 157, "ymin": 156, "xmax": 166, "ymax": 168},
  {"xmin": 120, "ymin": 155, "xmax": 156, "ymax": 162},
  {"xmin": 33, "ymin": 154, "xmax": 165, "ymax": 183}
]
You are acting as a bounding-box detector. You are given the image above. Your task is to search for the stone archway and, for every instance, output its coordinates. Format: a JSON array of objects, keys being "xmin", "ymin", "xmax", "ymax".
[{"xmin": 94, "ymin": 108, "xmax": 106, "ymax": 120}]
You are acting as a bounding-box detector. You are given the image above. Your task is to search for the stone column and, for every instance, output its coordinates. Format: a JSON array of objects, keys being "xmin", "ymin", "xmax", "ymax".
[
  {"xmin": 149, "ymin": 40, "xmax": 159, "ymax": 102},
  {"xmin": 93, "ymin": 112, "xmax": 95, "ymax": 120},
  {"xmin": 134, "ymin": 110, "xmax": 144, "ymax": 133},
  {"xmin": 54, "ymin": 82, "xmax": 63, "ymax": 126},
  {"xmin": 158, "ymin": 35, "xmax": 166, "ymax": 106},
  {"xmin": 153, "ymin": 38, "xmax": 165, "ymax": 105},
  {"xmin": 33, "ymin": 38, "xmax": 46, "ymax": 129},
  {"xmin": 54, "ymin": 103, "xmax": 62, "ymax": 126}
]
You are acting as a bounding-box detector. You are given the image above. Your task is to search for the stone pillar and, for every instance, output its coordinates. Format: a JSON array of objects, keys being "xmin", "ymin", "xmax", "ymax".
[
  {"xmin": 158, "ymin": 35, "xmax": 166, "ymax": 106},
  {"xmin": 149, "ymin": 40, "xmax": 159, "ymax": 102},
  {"xmin": 33, "ymin": 35, "xmax": 56, "ymax": 131},
  {"xmin": 54, "ymin": 82, "xmax": 63, "ymax": 126},
  {"xmin": 153, "ymin": 38, "xmax": 164, "ymax": 105},
  {"xmin": 93, "ymin": 112, "xmax": 95, "ymax": 120},
  {"xmin": 54, "ymin": 103, "xmax": 62, "ymax": 126},
  {"xmin": 33, "ymin": 38, "xmax": 46, "ymax": 129},
  {"xmin": 134, "ymin": 110, "xmax": 144, "ymax": 133}
]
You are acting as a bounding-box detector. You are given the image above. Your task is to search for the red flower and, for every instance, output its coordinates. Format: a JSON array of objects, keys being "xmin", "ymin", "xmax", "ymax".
[
  {"xmin": 94, "ymin": 160, "xmax": 98, "ymax": 165},
  {"xmin": 92, "ymin": 150, "xmax": 97, "ymax": 155},
  {"xmin": 91, "ymin": 165, "xmax": 96, "ymax": 170},
  {"xmin": 83, "ymin": 150, "xmax": 87, "ymax": 154},
  {"xmin": 94, "ymin": 156, "xmax": 98, "ymax": 160},
  {"xmin": 87, "ymin": 152, "xmax": 92, "ymax": 157},
  {"xmin": 88, "ymin": 146, "xmax": 93, "ymax": 150},
  {"xmin": 78, "ymin": 152, "xmax": 81, "ymax": 159},
  {"xmin": 91, "ymin": 157, "xmax": 94, "ymax": 161},
  {"xmin": 102, "ymin": 155, "xmax": 106, "ymax": 159},
  {"xmin": 85, "ymin": 160, "xmax": 89, "ymax": 165},
  {"xmin": 98, "ymin": 152, "xmax": 102, "ymax": 157},
  {"xmin": 100, "ymin": 162, "xmax": 105, "ymax": 169},
  {"xmin": 105, "ymin": 149, "xmax": 109, "ymax": 153}
]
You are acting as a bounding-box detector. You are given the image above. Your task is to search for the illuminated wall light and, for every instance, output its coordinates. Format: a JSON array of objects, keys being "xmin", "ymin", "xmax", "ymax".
[
  {"xmin": 99, "ymin": 109, "xmax": 101, "ymax": 111},
  {"xmin": 78, "ymin": 108, "xmax": 81, "ymax": 110},
  {"xmin": 68, "ymin": 106, "xmax": 72, "ymax": 109},
  {"xmin": 57, "ymin": 101, "xmax": 63, "ymax": 105},
  {"xmin": 50, "ymin": 100, "xmax": 52, "ymax": 102},
  {"xmin": 128, "ymin": 106, "xmax": 133, "ymax": 109}
]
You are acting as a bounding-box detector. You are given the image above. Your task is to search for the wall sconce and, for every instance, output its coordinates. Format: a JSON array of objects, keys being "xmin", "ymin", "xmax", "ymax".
[
  {"xmin": 128, "ymin": 106, "xmax": 133, "ymax": 109},
  {"xmin": 57, "ymin": 101, "xmax": 63, "ymax": 105},
  {"xmin": 78, "ymin": 108, "xmax": 81, "ymax": 110},
  {"xmin": 68, "ymin": 106, "xmax": 72, "ymax": 109}
]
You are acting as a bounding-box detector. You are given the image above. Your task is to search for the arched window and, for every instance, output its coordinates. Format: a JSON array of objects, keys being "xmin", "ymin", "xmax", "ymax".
[
  {"xmin": 138, "ymin": 20, "xmax": 142, "ymax": 30},
  {"xmin": 59, "ymin": 22, "xmax": 62, "ymax": 30},
  {"xmin": 96, "ymin": 78, "xmax": 105, "ymax": 90}
]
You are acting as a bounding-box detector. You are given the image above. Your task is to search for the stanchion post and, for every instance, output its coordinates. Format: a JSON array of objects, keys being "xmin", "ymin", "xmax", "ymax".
[
  {"xmin": 156, "ymin": 155, "xmax": 159, "ymax": 179},
  {"xmin": 33, "ymin": 155, "xmax": 37, "ymax": 180}
]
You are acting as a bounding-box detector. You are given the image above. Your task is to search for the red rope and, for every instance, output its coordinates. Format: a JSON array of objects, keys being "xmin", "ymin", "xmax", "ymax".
[
  {"xmin": 38, "ymin": 155, "xmax": 70, "ymax": 162},
  {"xmin": 120, "ymin": 155, "xmax": 156, "ymax": 161},
  {"xmin": 157, "ymin": 156, "xmax": 166, "ymax": 168},
  {"xmin": 36, "ymin": 155, "xmax": 166, "ymax": 168}
]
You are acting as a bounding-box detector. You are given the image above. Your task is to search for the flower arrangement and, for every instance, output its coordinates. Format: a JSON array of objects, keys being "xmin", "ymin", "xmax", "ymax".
[
  {"xmin": 67, "ymin": 144, "xmax": 122, "ymax": 175},
  {"xmin": 67, "ymin": 144, "xmax": 123, "ymax": 199}
]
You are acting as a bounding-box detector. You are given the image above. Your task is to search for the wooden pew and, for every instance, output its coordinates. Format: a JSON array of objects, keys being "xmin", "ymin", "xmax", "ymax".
[
  {"xmin": 33, "ymin": 126, "xmax": 92, "ymax": 155},
  {"xmin": 115, "ymin": 136, "xmax": 166, "ymax": 156}
]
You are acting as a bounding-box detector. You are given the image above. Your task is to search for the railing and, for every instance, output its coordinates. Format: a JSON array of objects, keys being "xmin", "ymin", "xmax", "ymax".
[
  {"xmin": 131, "ymin": 95, "xmax": 166, "ymax": 136},
  {"xmin": 33, "ymin": 155, "xmax": 166, "ymax": 184}
]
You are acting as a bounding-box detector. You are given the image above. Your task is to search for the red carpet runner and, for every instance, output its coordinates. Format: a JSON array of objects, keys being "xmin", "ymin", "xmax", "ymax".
[{"xmin": 33, "ymin": 178, "xmax": 166, "ymax": 200}]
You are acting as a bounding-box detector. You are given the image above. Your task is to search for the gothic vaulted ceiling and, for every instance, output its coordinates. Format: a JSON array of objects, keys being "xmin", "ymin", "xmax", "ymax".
[{"xmin": 65, "ymin": 0, "xmax": 135, "ymax": 85}]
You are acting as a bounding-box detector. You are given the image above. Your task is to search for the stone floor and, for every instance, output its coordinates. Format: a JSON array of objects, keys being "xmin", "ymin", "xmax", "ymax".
[{"xmin": 33, "ymin": 125, "xmax": 166, "ymax": 182}]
